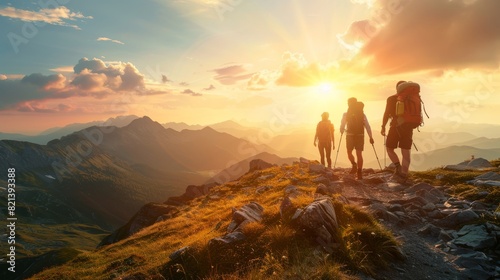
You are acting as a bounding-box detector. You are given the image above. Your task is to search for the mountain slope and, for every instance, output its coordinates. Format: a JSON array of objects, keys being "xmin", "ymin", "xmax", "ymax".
[
  {"xmin": 411, "ymin": 145, "xmax": 500, "ymax": 170},
  {"xmin": 210, "ymin": 152, "xmax": 298, "ymax": 183}
]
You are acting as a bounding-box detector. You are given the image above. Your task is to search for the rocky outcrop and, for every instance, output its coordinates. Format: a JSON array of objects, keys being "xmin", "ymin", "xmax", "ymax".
[
  {"xmin": 249, "ymin": 159, "xmax": 274, "ymax": 172},
  {"xmin": 292, "ymin": 198, "xmax": 339, "ymax": 253},
  {"xmin": 165, "ymin": 182, "xmax": 218, "ymax": 205},
  {"xmin": 99, "ymin": 203, "xmax": 178, "ymax": 247},
  {"xmin": 444, "ymin": 157, "xmax": 494, "ymax": 171}
]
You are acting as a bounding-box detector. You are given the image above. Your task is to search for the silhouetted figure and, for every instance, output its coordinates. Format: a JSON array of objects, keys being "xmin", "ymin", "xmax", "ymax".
[
  {"xmin": 381, "ymin": 81, "xmax": 413, "ymax": 182},
  {"xmin": 340, "ymin": 99, "xmax": 374, "ymax": 180},
  {"xmin": 314, "ymin": 112, "xmax": 335, "ymax": 168}
]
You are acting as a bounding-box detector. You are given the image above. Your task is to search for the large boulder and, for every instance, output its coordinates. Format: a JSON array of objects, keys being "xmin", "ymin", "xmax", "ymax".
[
  {"xmin": 467, "ymin": 158, "xmax": 492, "ymax": 168},
  {"xmin": 295, "ymin": 198, "xmax": 339, "ymax": 252},
  {"xmin": 99, "ymin": 203, "xmax": 178, "ymax": 247},
  {"xmin": 437, "ymin": 209, "xmax": 480, "ymax": 228},
  {"xmin": 227, "ymin": 202, "xmax": 264, "ymax": 233},
  {"xmin": 452, "ymin": 224, "xmax": 497, "ymax": 250}
]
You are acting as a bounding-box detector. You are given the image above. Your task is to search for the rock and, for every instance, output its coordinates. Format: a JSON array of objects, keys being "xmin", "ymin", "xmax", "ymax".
[
  {"xmin": 166, "ymin": 182, "xmax": 219, "ymax": 204},
  {"xmin": 280, "ymin": 196, "xmax": 296, "ymax": 220},
  {"xmin": 296, "ymin": 198, "xmax": 339, "ymax": 251},
  {"xmin": 309, "ymin": 163, "xmax": 325, "ymax": 173},
  {"xmin": 249, "ymin": 159, "xmax": 274, "ymax": 172},
  {"xmin": 437, "ymin": 209, "xmax": 480, "ymax": 228},
  {"xmin": 227, "ymin": 202, "xmax": 264, "ymax": 233},
  {"xmin": 209, "ymin": 232, "xmax": 246, "ymax": 247},
  {"xmin": 312, "ymin": 175, "xmax": 330, "ymax": 184},
  {"xmin": 387, "ymin": 204, "xmax": 404, "ymax": 212},
  {"xmin": 418, "ymin": 224, "xmax": 442, "ymax": 238},
  {"xmin": 99, "ymin": 203, "xmax": 178, "ymax": 247},
  {"xmin": 406, "ymin": 182, "xmax": 435, "ymax": 193},
  {"xmin": 169, "ymin": 246, "xmax": 190, "ymax": 261},
  {"xmin": 453, "ymin": 224, "xmax": 497, "ymax": 250},
  {"xmin": 368, "ymin": 203, "xmax": 400, "ymax": 224},
  {"xmin": 256, "ymin": 185, "xmax": 272, "ymax": 194},
  {"xmin": 438, "ymin": 230, "xmax": 454, "ymax": 242},
  {"xmin": 362, "ymin": 174, "xmax": 385, "ymax": 185},
  {"xmin": 467, "ymin": 158, "xmax": 492, "ymax": 168},
  {"xmin": 416, "ymin": 190, "xmax": 441, "ymax": 204},
  {"xmin": 299, "ymin": 157, "xmax": 310, "ymax": 164},
  {"xmin": 427, "ymin": 210, "xmax": 445, "ymax": 219},
  {"xmin": 315, "ymin": 183, "xmax": 329, "ymax": 196},
  {"xmin": 475, "ymin": 171, "xmax": 500, "ymax": 181},
  {"xmin": 422, "ymin": 203, "xmax": 436, "ymax": 212},
  {"xmin": 284, "ymin": 185, "xmax": 299, "ymax": 196}
]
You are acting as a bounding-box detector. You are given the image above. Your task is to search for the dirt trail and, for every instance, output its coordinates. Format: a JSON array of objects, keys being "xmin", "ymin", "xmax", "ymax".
[{"xmin": 337, "ymin": 172, "xmax": 469, "ymax": 280}]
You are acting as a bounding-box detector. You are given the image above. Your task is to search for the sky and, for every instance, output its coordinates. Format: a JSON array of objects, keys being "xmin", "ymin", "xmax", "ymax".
[{"xmin": 1, "ymin": 0, "xmax": 500, "ymax": 134}]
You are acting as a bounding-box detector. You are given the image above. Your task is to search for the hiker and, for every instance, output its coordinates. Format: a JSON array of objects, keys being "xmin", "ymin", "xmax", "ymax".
[
  {"xmin": 381, "ymin": 80, "xmax": 417, "ymax": 182},
  {"xmin": 313, "ymin": 112, "xmax": 335, "ymax": 168},
  {"xmin": 340, "ymin": 98, "xmax": 374, "ymax": 180}
]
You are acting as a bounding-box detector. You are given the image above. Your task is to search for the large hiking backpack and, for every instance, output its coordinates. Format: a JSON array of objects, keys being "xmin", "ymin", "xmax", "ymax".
[
  {"xmin": 347, "ymin": 104, "xmax": 364, "ymax": 135},
  {"xmin": 317, "ymin": 120, "xmax": 333, "ymax": 143},
  {"xmin": 395, "ymin": 81, "xmax": 428, "ymax": 128}
]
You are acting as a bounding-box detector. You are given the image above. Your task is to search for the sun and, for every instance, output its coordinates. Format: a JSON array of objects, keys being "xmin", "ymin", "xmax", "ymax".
[{"xmin": 317, "ymin": 82, "xmax": 334, "ymax": 95}]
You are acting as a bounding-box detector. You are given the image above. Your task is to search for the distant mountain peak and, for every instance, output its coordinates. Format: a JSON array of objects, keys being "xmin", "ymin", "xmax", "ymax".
[{"xmin": 126, "ymin": 116, "xmax": 165, "ymax": 132}]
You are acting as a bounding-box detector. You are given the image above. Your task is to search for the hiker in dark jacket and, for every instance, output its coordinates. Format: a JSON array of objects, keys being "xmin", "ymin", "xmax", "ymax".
[
  {"xmin": 340, "ymin": 98, "xmax": 374, "ymax": 180},
  {"xmin": 381, "ymin": 80, "xmax": 413, "ymax": 182},
  {"xmin": 314, "ymin": 112, "xmax": 335, "ymax": 168}
]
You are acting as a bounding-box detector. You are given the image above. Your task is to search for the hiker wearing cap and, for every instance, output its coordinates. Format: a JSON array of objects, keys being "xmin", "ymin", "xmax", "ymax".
[
  {"xmin": 314, "ymin": 112, "xmax": 335, "ymax": 168},
  {"xmin": 381, "ymin": 80, "xmax": 418, "ymax": 183},
  {"xmin": 340, "ymin": 98, "xmax": 374, "ymax": 180}
]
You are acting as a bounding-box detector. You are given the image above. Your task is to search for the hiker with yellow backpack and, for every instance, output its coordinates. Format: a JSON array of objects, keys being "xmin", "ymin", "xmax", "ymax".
[{"xmin": 381, "ymin": 81, "xmax": 428, "ymax": 183}]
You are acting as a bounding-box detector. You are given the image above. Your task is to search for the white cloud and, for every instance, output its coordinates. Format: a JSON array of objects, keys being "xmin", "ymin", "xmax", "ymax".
[
  {"xmin": 97, "ymin": 37, "xmax": 125, "ymax": 45},
  {"xmin": 0, "ymin": 6, "xmax": 92, "ymax": 29}
]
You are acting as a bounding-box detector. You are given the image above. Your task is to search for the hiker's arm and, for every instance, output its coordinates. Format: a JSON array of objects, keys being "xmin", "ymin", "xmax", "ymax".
[
  {"xmin": 330, "ymin": 124, "xmax": 335, "ymax": 150},
  {"xmin": 381, "ymin": 97, "xmax": 391, "ymax": 135},
  {"xmin": 339, "ymin": 113, "xmax": 346, "ymax": 134},
  {"xmin": 364, "ymin": 114, "xmax": 374, "ymax": 140},
  {"xmin": 313, "ymin": 125, "xmax": 319, "ymax": 146}
]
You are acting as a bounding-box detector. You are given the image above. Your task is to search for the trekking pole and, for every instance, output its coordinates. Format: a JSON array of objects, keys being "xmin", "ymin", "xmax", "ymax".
[
  {"xmin": 413, "ymin": 142, "xmax": 419, "ymax": 152},
  {"xmin": 333, "ymin": 133, "xmax": 343, "ymax": 168},
  {"xmin": 372, "ymin": 143, "xmax": 382, "ymax": 170},
  {"xmin": 384, "ymin": 134, "xmax": 386, "ymax": 168}
]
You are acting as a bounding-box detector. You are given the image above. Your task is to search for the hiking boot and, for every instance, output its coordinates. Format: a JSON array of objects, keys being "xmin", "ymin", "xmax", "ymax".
[
  {"xmin": 357, "ymin": 169, "xmax": 363, "ymax": 180},
  {"xmin": 393, "ymin": 165, "xmax": 402, "ymax": 177},
  {"xmin": 391, "ymin": 172, "xmax": 407, "ymax": 184},
  {"xmin": 350, "ymin": 163, "xmax": 357, "ymax": 174}
]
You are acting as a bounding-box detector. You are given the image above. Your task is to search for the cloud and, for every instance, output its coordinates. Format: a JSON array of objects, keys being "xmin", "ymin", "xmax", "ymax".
[
  {"xmin": 97, "ymin": 37, "xmax": 125, "ymax": 45},
  {"xmin": 21, "ymin": 73, "xmax": 66, "ymax": 90},
  {"xmin": 70, "ymin": 70, "xmax": 108, "ymax": 91},
  {"xmin": 162, "ymin": 75, "xmax": 171, "ymax": 83},
  {"xmin": 73, "ymin": 58, "xmax": 145, "ymax": 90},
  {"xmin": 344, "ymin": 0, "xmax": 500, "ymax": 74},
  {"xmin": 179, "ymin": 82, "xmax": 189, "ymax": 86},
  {"xmin": 0, "ymin": 74, "xmax": 7, "ymax": 80},
  {"xmin": 212, "ymin": 65, "xmax": 254, "ymax": 85},
  {"xmin": 203, "ymin": 84, "xmax": 215, "ymax": 91},
  {"xmin": 0, "ymin": 6, "xmax": 92, "ymax": 29},
  {"xmin": 181, "ymin": 89, "xmax": 202, "ymax": 96},
  {"xmin": 15, "ymin": 101, "xmax": 77, "ymax": 113},
  {"xmin": 0, "ymin": 58, "xmax": 151, "ymax": 112},
  {"xmin": 247, "ymin": 70, "xmax": 274, "ymax": 91}
]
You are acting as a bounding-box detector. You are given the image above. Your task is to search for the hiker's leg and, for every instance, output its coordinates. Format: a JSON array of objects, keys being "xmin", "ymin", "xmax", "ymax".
[
  {"xmin": 318, "ymin": 143, "xmax": 326, "ymax": 166},
  {"xmin": 387, "ymin": 148, "xmax": 399, "ymax": 163},
  {"xmin": 401, "ymin": 148, "xmax": 411, "ymax": 174},
  {"xmin": 325, "ymin": 142, "xmax": 332, "ymax": 167},
  {"xmin": 356, "ymin": 149, "xmax": 363, "ymax": 170},
  {"xmin": 399, "ymin": 124, "xmax": 414, "ymax": 175},
  {"xmin": 346, "ymin": 135, "xmax": 355, "ymax": 163},
  {"xmin": 386, "ymin": 126, "xmax": 400, "ymax": 164}
]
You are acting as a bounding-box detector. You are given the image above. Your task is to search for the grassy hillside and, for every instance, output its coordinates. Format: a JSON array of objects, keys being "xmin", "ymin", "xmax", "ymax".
[{"xmin": 30, "ymin": 163, "xmax": 402, "ymax": 279}]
